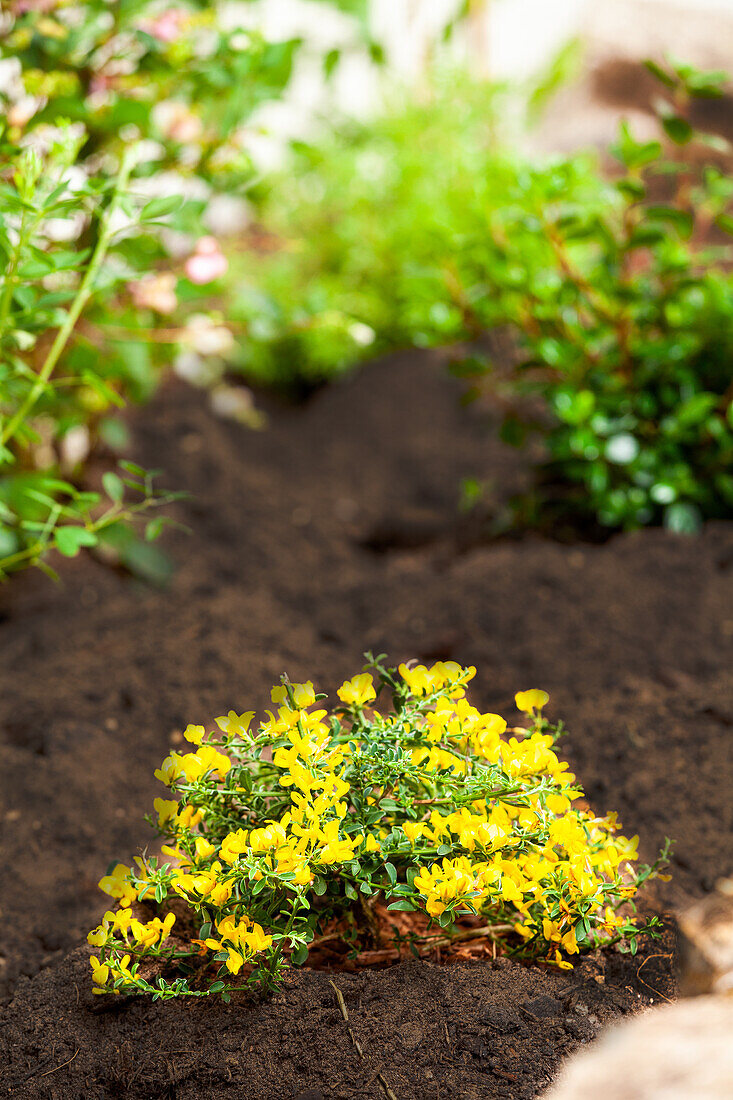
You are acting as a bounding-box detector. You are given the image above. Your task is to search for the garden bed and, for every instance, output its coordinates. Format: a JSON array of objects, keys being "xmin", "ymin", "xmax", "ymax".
[{"xmin": 1, "ymin": 351, "xmax": 731, "ymax": 1096}]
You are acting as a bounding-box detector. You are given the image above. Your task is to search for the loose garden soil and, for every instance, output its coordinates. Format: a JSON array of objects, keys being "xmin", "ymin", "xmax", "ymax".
[{"xmin": 1, "ymin": 350, "xmax": 731, "ymax": 1098}]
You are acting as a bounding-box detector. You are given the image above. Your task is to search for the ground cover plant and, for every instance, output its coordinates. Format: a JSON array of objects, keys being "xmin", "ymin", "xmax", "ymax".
[{"xmin": 88, "ymin": 658, "xmax": 667, "ymax": 1001}]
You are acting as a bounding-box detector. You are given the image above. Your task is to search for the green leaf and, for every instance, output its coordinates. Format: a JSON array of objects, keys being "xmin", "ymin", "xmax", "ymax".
[
  {"xmin": 616, "ymin": 178, "xmax": 646, "ymax": 201},
  {"xmin": 674, "ymin": 393, "xmax": 717, "ymax": 428},
  {"xmin": 81, "ymin": 370, "xmax": 126, "ymax": 409},
  {"xmin": 141, "ymin": 196, "xmax": 184, "ymax": 221},
  {"xmin": 661, "ymin": 115, "xmax": 693, "ymax": 145},
  {"xmin": 644, "ymin": 59, "xmax": 676, "ymax": 90},
  {"xmin": 102, "ymin": 471, "xmax": 124, "ymax": 503},
  {"xmin": 611, "ymin": 121, "xmax": 662, "ymax": 168},
  {"xmin": 55, "ymin": 526, "xmax": 98, "ymax": 557},
  {"xmin": 645, "ymin": 204, "xmax": 693, "ymax": 239},
  {"xmin": 119, "ymin": 460, "xmax": 148, "ymax": 477},
  {"xmin": 387, "ymin": 899, "xmax": 417, "ymax": 912},
  {"xmin": 145, "ymin": 517, "xmax": 165, "ymax": 542},
  {"xmin": 291, "ymin": 943, "xmax": 309, "ymax": 965},
  {"xmin": 379, "ymin": 798, "xmax": 400, "ymax": 811},
  {"xmin": 323, "ymin": 48, "xmax": 340, "ymax": 79},
  {"xmin": 715, "ymin": 213, "xmax": 733, "ymax": 236},
  {"xmin": 384, "ymin": 862, "xmax": 397, "ymax": 885}
]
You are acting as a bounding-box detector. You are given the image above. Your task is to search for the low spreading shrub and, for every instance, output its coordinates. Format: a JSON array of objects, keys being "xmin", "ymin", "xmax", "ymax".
[{"xmin": 88, "ymin": 658, "xmax": 667, "ymax": 1000}]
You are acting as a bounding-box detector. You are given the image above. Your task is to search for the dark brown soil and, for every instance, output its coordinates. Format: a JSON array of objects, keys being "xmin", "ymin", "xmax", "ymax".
[
  {"xmin": 0, "ymin": 350, "xmax": 731, "ymax": 1098},
  {"xmin": 1, "ymin": 938, "xmax": 675, "ymax": 1100}
]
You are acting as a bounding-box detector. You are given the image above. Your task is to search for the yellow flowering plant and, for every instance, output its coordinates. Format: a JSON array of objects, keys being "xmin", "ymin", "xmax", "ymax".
[{"xmin": 88, "ymin": 656, "xmax": 668, "ymax": 1000}]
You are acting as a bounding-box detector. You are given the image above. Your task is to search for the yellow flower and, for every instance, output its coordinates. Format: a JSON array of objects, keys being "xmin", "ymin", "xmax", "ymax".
[
  {"xmin": 317, "ymin": 819, "xmax": 359, "ymax": 865},
  {"xmin": 561, "ymin": 927, "xmax": 579, "ymax": 954},
  {"xmin": 554, "ymin": 949, "xmax": 574, "ymax": 970},
  {"xmin": 215, "ymin": 711, "xmax": 255, "ymax": 737},
  {"xmin": 176, "ymin": 805, "xmax": 203, "ymax": 830},
  {"xmin": 402, "ymin": 821, "xmax": 426, "ymax": 844},
  {"xmin": 154, "ymin": 798, "xmax": 179, "ymax": 827},
  {"xmin": 195, "ymin": 837, "xmax": 217, "ymax": 860},
  {"xmin": 546, "ymin": 792, "xmax": 570, "ymax": 815},
  {"xmin": 154, "ymin": 755, "xmax": 183, "ymax": 786},
  {"xmin": 249, "ymin": 821, "xmax": 286, "ymax": 853},
  {"xmin": 98, "ymin": 863, "xmax": 136, "ymax": 906},
  {"xmin": 271, "ymin": 682, "xmax": 316, "ymax": 708},
  {"xmin": 244, "ymin": 923, "xmax": 272, "ymax": 953},
  {"xmin": 90, "ymin": 658, "xmax": 659, "ymax": 999},
  {"xmin": 226, "ymin": 948, "xmax": 244, "ymax": 974},
  {"xmin": 130, "ymin": 919, "xmax": 159, "ymax": 948},
  {"xmin": 210, "ymin": 881, "xmax": 233, "ymax": 906},
  {"xmin": 337, "ymin": 673, "xmax": 377, "ymax": 707},
  {"xmin": 202, "ymin": 745, "xmax": 233, "ymax": 779},
  {"xmin": 112, "ymin": 908, "xmax": 134, "ymax": 933},
  {"xmin": 160, "ymin": 912, "xmax": 176, "ymax": 940},
  {"xmin": 90, "ymin": 956, "xmax": 110, "ymax": 987},
  {"xmin": 109, "ymin": 954, "xmax": 134, "ymax": 983},
  {"xmin": 87, "ymin": 925, "xmax": 109, "ymax": 947},
  {"xmin": 220, "ymin": 828, "xmax": 249, "ymax": 864},
  {"xmin": 548, "ymin": 814, "xmax": 587, "ymax": 857},
  {"xmin": 515, "ymin": 689, "xmax": 549, "ymax": 714},
  {"xmin": 398, "ymin": 663, "xmax": 436, "ymax": 696},
  {"xmin": 161, "ymin": 843, "xmax": 189, "ymax": 864},
  {"xmin": 183, "ymin": 724, "xmax": 205, "ymax": 745}
]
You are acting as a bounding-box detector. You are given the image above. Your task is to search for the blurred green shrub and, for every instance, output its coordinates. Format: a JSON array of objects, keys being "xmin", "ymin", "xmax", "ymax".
[
  {"xmin": 0, "ymin": 1, "xmax": 329, "ymax": 577},
  {"xmin": 229, "ymin": 75, "xmax": 519, "ymax": 388},
  {"xmin": 478, "ymin": 59, "xmax": 733, "ymax": 533},
  {"xmin": 234, "ymin": 61, "xmax": 733, "ymax": 533},
  {"xmin": 0, "ymin": 0, "xmax": 470, "ymax": 577}
]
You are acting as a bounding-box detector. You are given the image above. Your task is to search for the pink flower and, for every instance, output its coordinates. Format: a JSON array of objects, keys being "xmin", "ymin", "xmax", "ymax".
[
  {"xmin": 184, "ymin": 237, "xmax": 228, "ymax": 285},
  {"xmin": 129, "ymin": 272, "xmax": 178, "ymax": 315},
  {"xmin": 140, "ymin": 9, "xmax": 187, "ymax": 43},
  {"xmin": 14, "ymin": 1, "xmax": 56, "ymax": 12}
]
